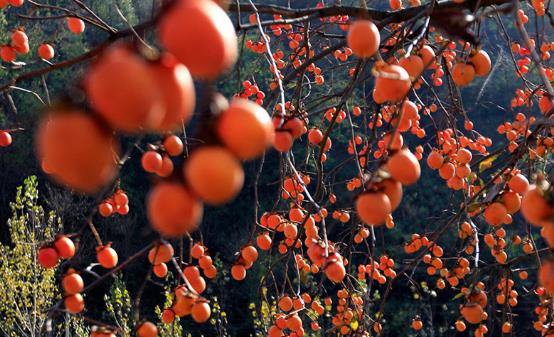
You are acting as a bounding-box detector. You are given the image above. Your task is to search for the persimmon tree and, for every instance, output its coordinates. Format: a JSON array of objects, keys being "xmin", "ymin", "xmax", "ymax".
[{"xmin": 0, "ymin": 0, "xmax": 553, "ymax": 336}]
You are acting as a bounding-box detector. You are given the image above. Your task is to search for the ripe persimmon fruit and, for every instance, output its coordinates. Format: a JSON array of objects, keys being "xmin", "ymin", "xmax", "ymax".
[
  {"xmin": 158, "ymin": 0, "xmax": 238, "ymax": 79},
  {"xmin": 96, "ymin": 244, "xmax": 118, "ymax": 269},
  {"xmin": 191, "ymin": 301, "xmax": 211, "ymax": 323},
  {"xmin": 346, "ymin": 20, "xmax": 380, "ymax": 58},
  {"xmin": 184, "ymin": 146, "xmax": 244, "ymax": 204},
  {"xmin": 374, "ymin": 64, "xmax": 411, "ymax": 102},
  {"xmin": 63, "ymin": 272, "xmax": 84, "ymax": 295},
  {"xmin": 38, "ymin": 246, "xmax": 59, "ymax": 268},
  {"xmin": 521, "ymin": 185, "xmax": 553, "ymax": 226},
  {"xmin": 137, "ymin": 321, "xmax": 158, "ymax": 337},
  {"xmin": 356, "ymin": 192, "xmax": 392, "ymax": 225},
  {"xmin": 148, "ymin": 242, "xmax": 174, "ymax": 265},
  {"xmin": 386, "ymin": 148, "xmax": 421, "ymax": 185},
  {"xmin": 85, "ymin": 45, "xmax": 164, "ymax": 132},
  {"xmin": 217, "ymin": 99, "xmax": 274, "ymax": 160},
  {"xmin": 67, "ymin": 17, "xmax": 85, "ymax": 34},
  {"xmin": 64, "ymin": 293, "xmax": 85, "ymax": 314},
  {"xmin": 147, "ymin": 182, "xmax": 203, "ymax": 237},
  {"xmin": 452, "ymin": 63, "xmax": 475, "ymax": 87},
  {"xmin": 470, "ymin": 50, "xmax": 492, "ymax": 76},
  {"xmin": 36, "ymin": 110, "xmax": 118, "ymax": 194},
  {"xmin": 149, "ymin": 54, "xmax": 195, "ymax": 132},
  {"xmin": 54, "ymin": 235, "xmax": 75, "ymax": 259}
]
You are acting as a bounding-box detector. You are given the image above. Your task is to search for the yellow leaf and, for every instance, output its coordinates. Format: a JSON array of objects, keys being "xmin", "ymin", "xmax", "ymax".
[{"xmin": 479, "ymin": 154, "xmax": 499, "ymax": 172}]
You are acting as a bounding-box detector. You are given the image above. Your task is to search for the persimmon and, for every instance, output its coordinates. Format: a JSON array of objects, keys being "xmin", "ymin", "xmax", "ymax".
[
  {"xmin": 217, "ymin": 99, "xmax": 274, "ymax": 159},
  {"xmin": 99, "ymin": 202, "xmax": 113, "ymax": 217},
  {"xmin": 273, "ymin": 131, "xmax": 294, "ymax": 152},
  {"xmin": 278, "ymin": 296, "xmax": 293, "ymax": 311},
  {"xmin": 162, "ymin": 309, "xmax": 175, "ymax": 324},
  {"xmin": 521, "ymin": 185, "xmax": 553, "ymax": 226},
  {"xmin": 386, "ymin": 149, "xmax": 421, "ymax": 185},
  {"xmin": 268, "ymin": 326, "xmax": 283, "ymax": 337},
  {"xmin": 38, "ymin": 43, "xmax": 54, "ymax": 60},
  {"xmin": 149, "ymin": 54, "xmax": 196, "ymax": 132},
  {"xmin": 36, "ymin": 111, "xmax": 118, "ymax": 194},
  {"xmin": 1, "ymin": 46, "xmax": 16, "ymax": 62},
  {"xmin": 539, "ymin": 94, "xmax": 553, "ymax": 114},
  {"xmin": 172, "ymin": 294, "xmax": 194, "ymax": 317},
  {"xmin": 13, "ymin": 41, "xmax": 29, "ymax": 54},
  {"xmin": 114, "ymin": 191, "xmax": 128, "ymax": 206},
  {"xmin": 141, "ymin": 150, "xmax": 162, "ymax": 173},
  {"xmin": 356, "ymin": 192, "xmax": 392, "ymax": 225},
  {"xmin": 191, "ymin": 301, "xmax": 211, "ymax": 323},
  {"xmin": 461, "ymin": 303, "xmax": 483, "ymax": 324},
  {"xmin": 411, "ymin": 319, "xmax": 423, "ymax": 330},
  {"xmin": 399, "ymin": 55, "xmax": 424, "ymax": 78},
  {"xmin": 158, "ymin": 0, "xmax": 237, "ymax": 79},
  {"xmin": 457, "ymin": 148, "xmax": 472, "ymax": 164},
  {"xmin": 484, "ymin": 202, "xmax": 508, "ymax": 226},
  {"xmin": 439, "ymin": 162, "xmax": 455, "ymax": 180},
  {"xmin": 508, "ymin": 173, "xmax": 529, "ymax": 194},
  {"xmin": 7, "ymin": 0, "xmax": 24, "ymax": 6},
  {"xmin": 184, "ymin": 146, "xmax": 244, "ymax": 204},
  {"xmin": 346, "ymin": 20, "xmax": 380, "ymax": 58},
  {"xmin": 67, "ymin": 17, "xmax": 85, "ymax": 34},
  {"xmin": 451, "ymin": 63, "xmax": 475, "ymax": 86},
  {"xmin": 137, "ymin": 322, "xmax": 158, "ymax": 337},
  {"xmin": 163, "ymin": 135, "xmax": 184, "ymax": 157},
  {"xmin": 190, "ymin": 243, "xmax": 205, "ymax": 259},
  {"xmin": 241, "ymin": 245, "xmax": 258, "ymax": 262},
  {"xmin": 539, "ymin": 259, "xmax": 554, "ymax": 293},
  {"xmin": 427, "ymin": 151, "xmax": 443, "ymax": 169},
  {"xmin": 63, "ymin": 272, "xmax": 84, "ymax": 295},
  {"xmin": 256, "ymin": 233, "xmax": 272, "ymax": 250},
  {"xmin": 419, "ymin": 46, "xmax": 436, "ymax": 66},
  {"xmin": 0, "ymin": 131, "xmax": 12, "ymax": 147},
  {"xmin": 96, "ymin": 245, "xmax": 118, "ymax": 269},
  {"xmin": 65, "ymin": 293, "xmax": 85, "ymax": 314},
  {"xmin": 85, "ymin": 45, "xmax": 164, "ymax": 132},
  {"xmin": 283, "ymin": 117, "xmax": 306, "ymax": 139},
  {"xmin": 11, "ymin": 30, "xmax": 27, "ymax": 47},
  {"xmin": 157, "ymin": 156, "xmax": 174, "ymax": 177},
  {"xmin": 502, "ymin": 191, "xmax": 521, "ymax": 214},
  {"xmin": 153, "ymin": 263, "xmax": 168, "ymax": 278},
  {"xmin": 38, "ymin": 246, "xmax": 59, "ymax": 268},
  {"xmin": 325, "ymin": 260, "xmax": 346, "ymax": 283},
  {"xmin": 308, "ymin": 128, "xmax": 324, "ymax": 145},
  {"xmin": 374, "ymin": 64, "xmax": 411, "ymax": 102},
  {"xmin": 148, "ymin": 243, "xmax": 174, "ymax": 265},
  {"xmin": 231, "ymin": 264, "xmax": 247, "ymax": 280},
  {"xmin": 286, "ymin": 314, "xmax": 303, "ymax": 331},
  {"xmin": 378, "ymin": 179, "xmax": 403, "ymax": 210},
  {"xmin": 147, "ymin": 182, "xmax": 203, "ymax": 237},
  {"xmin": 470, "ymin": 50, "xmax": 492, "ymax": 76},
  {"xmin": 54, "ymin": 235, "xmax": 75, "ymax": 259}
]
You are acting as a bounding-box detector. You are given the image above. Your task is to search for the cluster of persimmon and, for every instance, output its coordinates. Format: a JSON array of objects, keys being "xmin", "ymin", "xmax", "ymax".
[
  {"xmin": 356, "ymin": 255, "xmax": 396, "ymax": 283},
  {"xmin": 191, "ymin": 243, "xmax": 218, "ymax": 280},
  {"xmin": 98, "ymin": 189, "xmax": 129, "ymax": 217},
  {"xmin": 62, "ymin": 268, "xmax": 85, "ymax": 314},
  {"xmin": 140, "ymin": 135, "xmax": 184, "ymax": 178},
  {"xmin": 147, "ymin": 242, "xmax": 174, "ymax": 278},
  {"xmin": 230, "ymin": 245, "xmax": 259, "ymax": 281},
  {"xmin": 161, "ymin": 284, "xmax": 211, "ymax": 324},
  {"xmin": 235, "ymin": 80, "xmax": 266, "ymax": 105},
  {"xmin": 0, "ymin": 17, "xmax": 85, "ymax": 63},
  {"xmin": 0, "ymin": 0, "xmax": 25, "ymax": 8},
  {"xmin": 37, "ymin": 234, "xmax": 76, "ymax": 268},
  {"xmin": 1, "ymin": 28, "xmax": 30, "ymax": 62}
]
